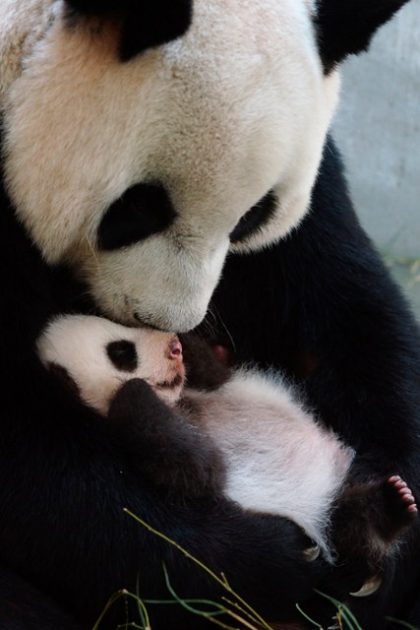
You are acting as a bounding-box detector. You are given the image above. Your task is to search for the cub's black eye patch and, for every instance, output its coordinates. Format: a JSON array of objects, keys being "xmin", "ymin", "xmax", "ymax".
[
  {"xmin": 230, "ymin": 190, "xmax": 277, "ymax": 244},
  {"xmin": 107, "ymin": 340, "xmax": 138, "ymax": 372},
  {"xmin": 98, "ymin": 183, "xmax": 177, "ymax": 251}
]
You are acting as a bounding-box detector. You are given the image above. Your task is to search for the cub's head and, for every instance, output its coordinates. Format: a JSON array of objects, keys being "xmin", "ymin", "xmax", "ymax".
[
  {"xmin": 37, "ymin": 314, "xmax": 185, "ymax": 414},
  {"xmin": 1, "ymin": 0, "xmax": 409, "ymax": 331}
]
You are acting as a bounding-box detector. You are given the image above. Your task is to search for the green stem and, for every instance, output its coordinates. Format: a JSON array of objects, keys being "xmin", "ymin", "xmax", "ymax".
[{"xmin": 124, "ymin": 508, "xmax": 272, "ymax": 630}]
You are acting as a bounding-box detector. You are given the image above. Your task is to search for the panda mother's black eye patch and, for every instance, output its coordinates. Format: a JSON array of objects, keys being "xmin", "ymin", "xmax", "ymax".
[
  {"xmin": 98, "ymin": 183, "xmax": 177, "ymax": 251},
  {"xmin": 106, "ymin": 340, "xmax": 138, "ymax": 372},
  {"xmin": 230, "ymin": 190, "xmax": 277, "ymax": 244}
]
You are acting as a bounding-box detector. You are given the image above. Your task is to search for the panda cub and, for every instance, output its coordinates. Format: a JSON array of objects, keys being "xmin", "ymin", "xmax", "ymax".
[{"xmin": 37, "ymin": 314, "xmax": 418, "ymax": 580}]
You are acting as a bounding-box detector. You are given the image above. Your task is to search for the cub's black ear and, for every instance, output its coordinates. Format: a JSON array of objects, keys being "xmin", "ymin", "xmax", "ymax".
[
  {"xmin": 179, "ymin": 333, "xmax": 232, "ymax": 391},
  {"xmin": 48, "ymin": 363, "xmax": 80, "ymax": 398},
  {"xmin": 315, "ymin": 0, "xmax": 409, "ymax": 73},
  {"xmin": 65, "ymin": 0, "xmax": 193, "ymax": 61}
]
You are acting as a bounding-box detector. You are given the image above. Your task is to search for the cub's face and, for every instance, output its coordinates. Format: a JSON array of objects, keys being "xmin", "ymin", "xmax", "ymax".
[
  {"xmin": 37, "ymin": 315, "xmax": 185, "ymax": 415},
  {"xmin": 3, "ymin": 0, "xmax": 339, "ymax": 331}
]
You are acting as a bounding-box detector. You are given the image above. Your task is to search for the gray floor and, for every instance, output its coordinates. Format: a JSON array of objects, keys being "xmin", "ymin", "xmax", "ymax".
[{"xmin": 332, "ymin": 0, "xmax": 420, "ymax": 319}]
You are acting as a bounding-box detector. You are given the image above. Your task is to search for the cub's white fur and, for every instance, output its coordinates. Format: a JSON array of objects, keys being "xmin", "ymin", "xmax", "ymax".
[
  {"xmin": 38, "ymin": 314, "xmax": 353, "ymax": 559},
  {"xmin": 3, "ymin": 0, "xmax": 339, "ymax": 331},
  {"xmin": 37, "ymin": 315, "xmax": 184, "ymax": 413},
  {"xmin": 182, "ymin": 371, "xmax": 353, "ymax": 559}
]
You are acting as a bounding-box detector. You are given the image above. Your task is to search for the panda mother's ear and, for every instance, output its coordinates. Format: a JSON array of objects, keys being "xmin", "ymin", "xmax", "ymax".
[
  {"xmin": 315, "ymin": 0, "xmax": 409, "ymax": 73},
  {"xmin": 65, "ymin": 0, "xmax": 193, "ymax": 61}
]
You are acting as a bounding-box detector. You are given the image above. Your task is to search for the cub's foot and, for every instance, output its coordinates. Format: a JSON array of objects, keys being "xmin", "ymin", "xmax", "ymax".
[{"xmin": 385, "ymin": 475, "xmax": 418, "ymax": 528}]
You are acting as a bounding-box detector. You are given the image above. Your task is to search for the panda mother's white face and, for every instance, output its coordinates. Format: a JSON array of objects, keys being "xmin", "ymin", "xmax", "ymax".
[{"xmin": 3, "ymin": 0, "xmax": 339, "ymax": 331}]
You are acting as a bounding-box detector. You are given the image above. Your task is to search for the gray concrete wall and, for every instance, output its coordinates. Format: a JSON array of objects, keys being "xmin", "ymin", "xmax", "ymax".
[{"xmin": 332, "ymin": 0, "xmax": 420, "ymax": 314}]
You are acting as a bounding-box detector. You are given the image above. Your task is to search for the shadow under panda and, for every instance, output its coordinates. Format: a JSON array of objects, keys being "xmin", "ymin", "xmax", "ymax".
[{"xmin": 37, "ymin": 314, "xmax": 418, "ymax": 599}]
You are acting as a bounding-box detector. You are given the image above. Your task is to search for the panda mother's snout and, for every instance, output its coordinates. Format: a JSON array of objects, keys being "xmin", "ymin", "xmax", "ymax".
[{"xmin": 89, "ymin": 235, "xmax": 230, "ymax": 333}]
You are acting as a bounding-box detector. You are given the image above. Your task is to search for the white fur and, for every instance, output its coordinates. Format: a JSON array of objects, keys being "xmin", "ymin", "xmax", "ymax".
[
  {"xmin": 3, "ymin": 0, "xmax": 339, "ymax": 331},
  {"xmin": 0, "ymin": 0, "xmax": 55, "ymax": 103},
  {"xmin": 38, "ymin": 314, "xmax": 353, "ymax": 559},
  {"xmin": 37, "ymin": 315, "xmax": 184, "ymax": 413},
  {"xmin": 183, "ymin": 370, "xmax": 353, "ymax": 559}
]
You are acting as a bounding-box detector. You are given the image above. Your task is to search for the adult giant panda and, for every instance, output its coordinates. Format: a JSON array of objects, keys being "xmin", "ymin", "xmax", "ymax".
[{"xmin": 0, "ymin": 1, "xmax": 419, "ymax": 629}]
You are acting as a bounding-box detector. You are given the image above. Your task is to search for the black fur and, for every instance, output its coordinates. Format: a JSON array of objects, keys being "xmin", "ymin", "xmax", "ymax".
[
  {"xmin": 0, "ymin": 568, "xmax": 80, "ymax": 630},
  {"xmin": 0, "ymin": 177, "xmax": 325, "ymax": 628},
  {"xmin": 230, "ymin": 190, "xmax": 278, "ymax": 244},
  {"xmin": 200, "ymin": 137, "xmax": 420, "ymax": 627},
  {"xmin": 98, "ymin": 183, "xmax": 177, "ymax": 251},
  {"xmin": 333, "ymin": 478, "xmax": 416, "ymax": 571},
  {"xmin": 65, "ymin": 0, "xmax": 193, "ymax": 61},
  {"xmin": 107, "ymin": 340, "xmax": 138, "ymax": 372},
  {"xmin": 315, "ymin": 0, "xmax": 410, "ymax": 73},
  {"xmin": 180, "ymin": 333, "xmax": 232, "ymax": 391},
  {"xmin": 48, "ymin": 362, "xmax": 82, "ymax": 397}
]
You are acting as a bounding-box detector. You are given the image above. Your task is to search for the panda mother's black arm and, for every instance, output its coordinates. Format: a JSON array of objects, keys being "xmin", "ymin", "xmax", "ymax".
[{"xmin": 212, "ymin": 137, "xmax": 420, "ymax": 469}]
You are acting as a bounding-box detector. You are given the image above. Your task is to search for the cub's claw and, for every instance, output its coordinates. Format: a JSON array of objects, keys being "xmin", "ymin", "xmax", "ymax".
[
  {"xmin": 350, "ymin": 574, "xmax": 382, "ymax": 598},
  {"xmin": 303, "ymin": 544, "xmax": 321, "ymax": 562}
]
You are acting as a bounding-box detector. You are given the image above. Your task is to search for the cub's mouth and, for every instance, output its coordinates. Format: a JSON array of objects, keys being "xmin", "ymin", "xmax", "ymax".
[{"xmin": 156, "ymin": 373, "xmax": 184, "ymax": 390}]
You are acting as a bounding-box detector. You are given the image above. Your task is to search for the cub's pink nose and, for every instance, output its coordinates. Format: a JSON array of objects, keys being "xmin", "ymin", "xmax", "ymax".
[{"xmin": 167, "ymin": 337, "xmax": 182, "ymax": 360}]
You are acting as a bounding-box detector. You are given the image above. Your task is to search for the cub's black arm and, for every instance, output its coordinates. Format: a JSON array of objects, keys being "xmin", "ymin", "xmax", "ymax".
[{"xmin": 107, "ymin": 378, "xmax": 223, "ymax": 497}]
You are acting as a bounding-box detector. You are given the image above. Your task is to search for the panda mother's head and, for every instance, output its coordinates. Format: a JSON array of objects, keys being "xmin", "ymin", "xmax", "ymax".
[{"xmin": 1, "ymin": 0, "xmax": 408, "ymax": 331}]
